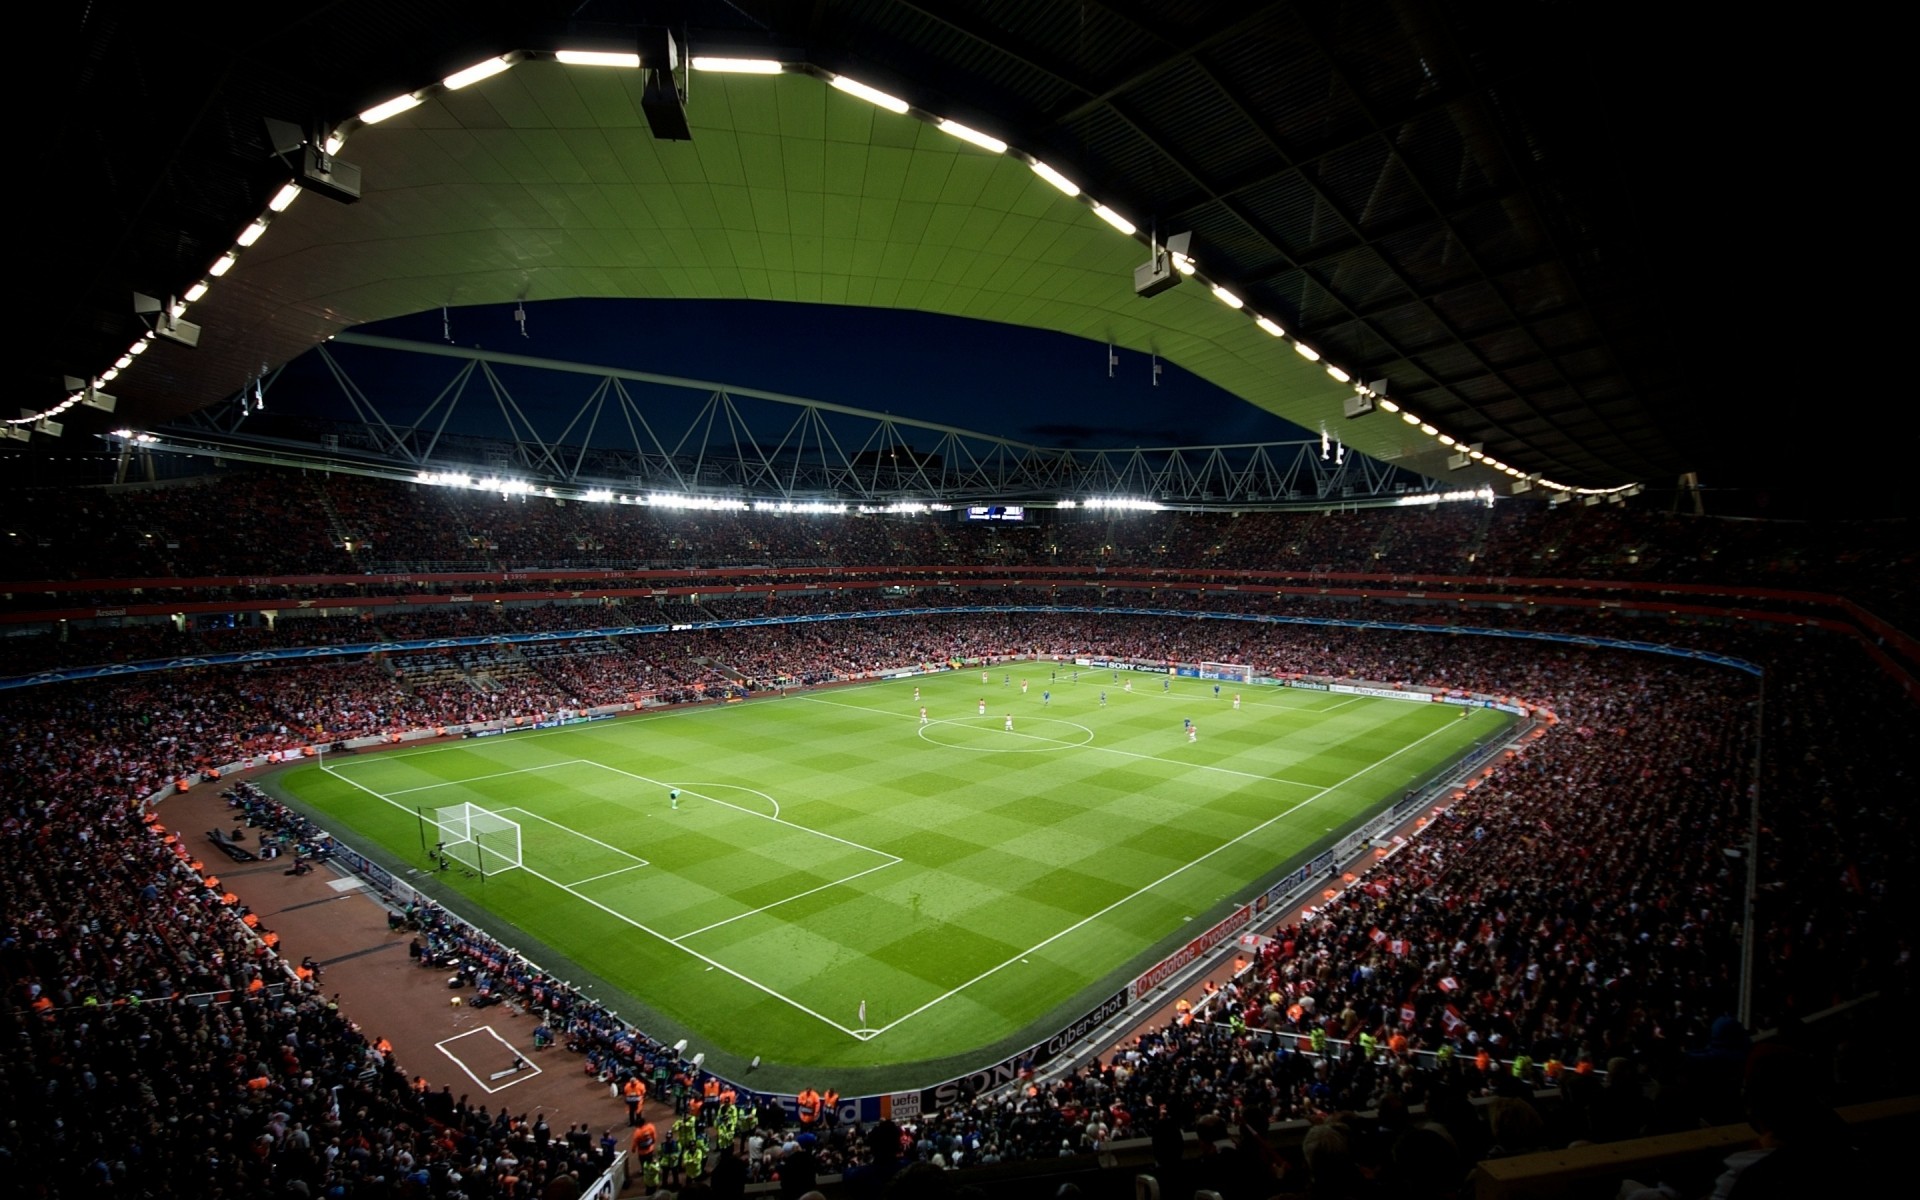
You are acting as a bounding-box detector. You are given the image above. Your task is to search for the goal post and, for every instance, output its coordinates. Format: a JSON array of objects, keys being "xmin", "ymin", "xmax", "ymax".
[{"xmin": 421, "ymin": 803, "xmax": 524, "ymax": 878}]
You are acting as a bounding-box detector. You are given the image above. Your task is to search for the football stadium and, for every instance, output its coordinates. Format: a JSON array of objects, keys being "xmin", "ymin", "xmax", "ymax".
[{"xmin": 8, "ymin": 4, "xmax": 1914, "ymax": 1199}]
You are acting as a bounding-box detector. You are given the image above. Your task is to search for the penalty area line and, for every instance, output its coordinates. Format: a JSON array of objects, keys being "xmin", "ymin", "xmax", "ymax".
[
  {"xmin": 578, "ymin": 759, "xmax": 896, "ymax": 862},
  {"xmin": 564, "ymin": 864, "xmax": 648, "ymax": 887},
  {"xmin": 315, "ymin": 763, "xmax": 868, "ymax": 1040},
  {"xmin": 669, "ymin": 856, "xmax": 902, "ymax": 942},
  {"xmin": 492, "ymin": 806, "xmax": 649, "ymax": 869},
  {"xmin": 377, "ymin": 760, "xmax": 593, "ymax": 796}
]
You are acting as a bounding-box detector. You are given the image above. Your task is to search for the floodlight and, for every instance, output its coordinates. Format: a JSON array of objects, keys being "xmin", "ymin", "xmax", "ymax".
[
  {"xmin": 691, "ymin": 56, "xmax": 783, "ymax": 73},
  {"xmin": 1092, "ymin": 204, "xmax": 1135, "ymax": 235},
  {"xmin": 1028, "ymin": 159, "xmax": 1079, "ymax": 196},
  {"xmin": 557, "ymin": 49, "xmax": 639, "ymax": 67},
  {"xmin": 831, "ymin": 74, "xmax": 908, "ymax": 113},
  {"xmin": 358, "ymin": 92, "xmax": 422, "ymax": 124},
  {"xmin": 936, "ymin": 118, "xmax": 1006, "ymax": 154},
  {"xmin": 444, "ymin": 56, "xmax": 513, "ymax": 90}
]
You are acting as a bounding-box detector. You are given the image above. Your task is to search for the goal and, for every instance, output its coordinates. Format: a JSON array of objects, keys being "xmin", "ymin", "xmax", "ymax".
[
  {"xmin": 1198, "ymin": 661, "xmax": 1253, "ymax": 684},
  {"xmin": 423, "ymin": 803, "xmax": 524, "ymax": 878}
]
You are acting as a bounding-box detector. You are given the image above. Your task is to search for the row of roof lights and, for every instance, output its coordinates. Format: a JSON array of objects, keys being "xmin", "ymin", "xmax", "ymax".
[
  {"xmin": 96, "ymin": 440, "xmax": 1254, "ymax": 511},
  {"xmin": 426, "ymin": 470, "xmax": 1174, "ymax": 514},
  {"xmin": 38, "ymin": 47, "xmax": 1634, "ymax": 500}
]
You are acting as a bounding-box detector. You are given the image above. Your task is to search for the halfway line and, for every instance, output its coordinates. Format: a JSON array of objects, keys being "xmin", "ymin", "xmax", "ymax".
[{"xmin": 794, "ymin": 693, "xmax": 1326, "ymax": 789}]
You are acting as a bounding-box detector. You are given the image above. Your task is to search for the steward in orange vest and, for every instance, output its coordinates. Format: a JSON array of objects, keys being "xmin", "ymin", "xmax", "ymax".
[
  {"xmin": 630, "ymin": 1119, "xmax": 658, "ymax": 1159},
  {"xmin": 796, "ymin": 1087, "xmax": 822, "ymax": 1126}
]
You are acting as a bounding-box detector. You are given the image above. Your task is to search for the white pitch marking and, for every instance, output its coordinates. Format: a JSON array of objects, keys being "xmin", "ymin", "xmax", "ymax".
[
  {"xmin": 563, "ymin": 864, "xmax": 648, "ymax": 887},
  {"xmin": 861, "ymin": 715, "xmax": 1473, "ymax": 1039},
  {"xmin": 311, "ymin": 703, "xmax": 733, "ymax": 767},
  {"xmin": 798, "ymin": 693, "xmax": 1326, "ymax": 788},
  {"xmin": 493, "ymin": 805, "xmax": 650, "ymax": 869},
  {"xmin": 379, "ymin": 761, "xmax": 590, "ymax": 795},
  {"xmin": 677, "ymin": 782, "xmax": 782, "ymax": 820},
  {"xmin": 316, "ymin": 764, "xmax": 873, "ymax": 1039},
  {"xmin": 435, "ymin": 1026, "xmax": 542, "ymax": 1094},
  {"xmin": 670, "ymin": 857, "xmax": 901, "ymax": 941},
  {"xmin": 914, "ymin": 717, "xmax": 1095, "ymax": 753},
  {"xmin": 319, "ymin": 679, "xmax": 1500, "ymax": 1043},
  {"xmin": 577, "ymin": 760, "xmax": 900, "ymax": 863}
]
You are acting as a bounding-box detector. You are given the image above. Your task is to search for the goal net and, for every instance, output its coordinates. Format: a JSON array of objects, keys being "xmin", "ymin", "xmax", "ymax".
[
  {"xmin": 1198, "ymin": 661, "xmax": 1253, "ymax": 684},
  {"xmin": 426, "ymin": 803, "xmax": 524, "ymax": 878}
]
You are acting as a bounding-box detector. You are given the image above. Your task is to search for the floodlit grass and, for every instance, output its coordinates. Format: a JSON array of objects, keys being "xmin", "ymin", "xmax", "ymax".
[{"xmin": 273, "ymin": 667, "xmax": 1513, "ymax": 1091}]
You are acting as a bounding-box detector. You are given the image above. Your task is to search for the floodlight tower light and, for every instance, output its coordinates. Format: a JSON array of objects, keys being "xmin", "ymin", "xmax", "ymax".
[
  {"xmin": 1134, "ymin": 228, "xmax": 1191, "ymax": 298},
  {"xmin": 264, "ymin": 117, "xmax": 362, "ymax": 203},
  {"xmin": 133, "ymin": 292, "xmax": 201, "ymax": 347}
]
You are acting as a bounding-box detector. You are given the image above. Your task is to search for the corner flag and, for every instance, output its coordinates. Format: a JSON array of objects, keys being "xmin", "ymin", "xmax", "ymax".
[{"xmin": 858, "ymin": 999, "xmax": 867, "ymax": 1025}]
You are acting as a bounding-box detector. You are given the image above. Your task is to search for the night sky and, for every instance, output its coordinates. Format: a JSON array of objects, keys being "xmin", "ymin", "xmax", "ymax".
[{"xmin": 280, "ymin": 298, "xmax": 1318, "ymax": 455}]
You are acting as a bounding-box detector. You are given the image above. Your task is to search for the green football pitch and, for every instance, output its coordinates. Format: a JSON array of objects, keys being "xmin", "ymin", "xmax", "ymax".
[{"xmin": 272, "ymin": 666, "xmax": 1514, "ymax": 1092}]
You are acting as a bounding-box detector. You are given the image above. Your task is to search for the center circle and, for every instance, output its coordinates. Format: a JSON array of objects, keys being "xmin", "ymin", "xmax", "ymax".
[{"xmin": 917, "ymin": 716, "xmax": 1095, "ymax": 753}]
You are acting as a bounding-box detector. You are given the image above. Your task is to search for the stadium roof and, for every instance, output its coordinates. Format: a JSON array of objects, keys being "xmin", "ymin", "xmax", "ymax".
[{"xmin": 35, "ymin": 1, "xmax": 1775, "ymax": 500}]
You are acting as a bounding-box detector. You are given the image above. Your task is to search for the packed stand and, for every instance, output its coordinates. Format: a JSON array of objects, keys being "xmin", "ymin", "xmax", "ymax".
[
  {"xmin": 4, "ymin": 471, "xmax": 1914, "ymax": 603},
  {"xmin": 2, "ymin": 597, "xmax": 1914, "ymax": 1196}
]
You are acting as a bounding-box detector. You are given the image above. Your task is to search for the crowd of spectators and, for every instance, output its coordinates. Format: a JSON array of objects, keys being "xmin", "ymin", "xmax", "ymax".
[
  {"xmin": 7, "ymin": 472, "xmax": 1914, "ymax": 596},
  {"xmin": 1236, "ymin": 654, "xmax": 1753, "ymax": 1099},
  {"xmin": 0, "ymin": 577, "xmax": 1876, "ymax": 686},
  {"xmin": 4, "ymin": 479, "xmax": 1916, "ymax": 1197}
]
